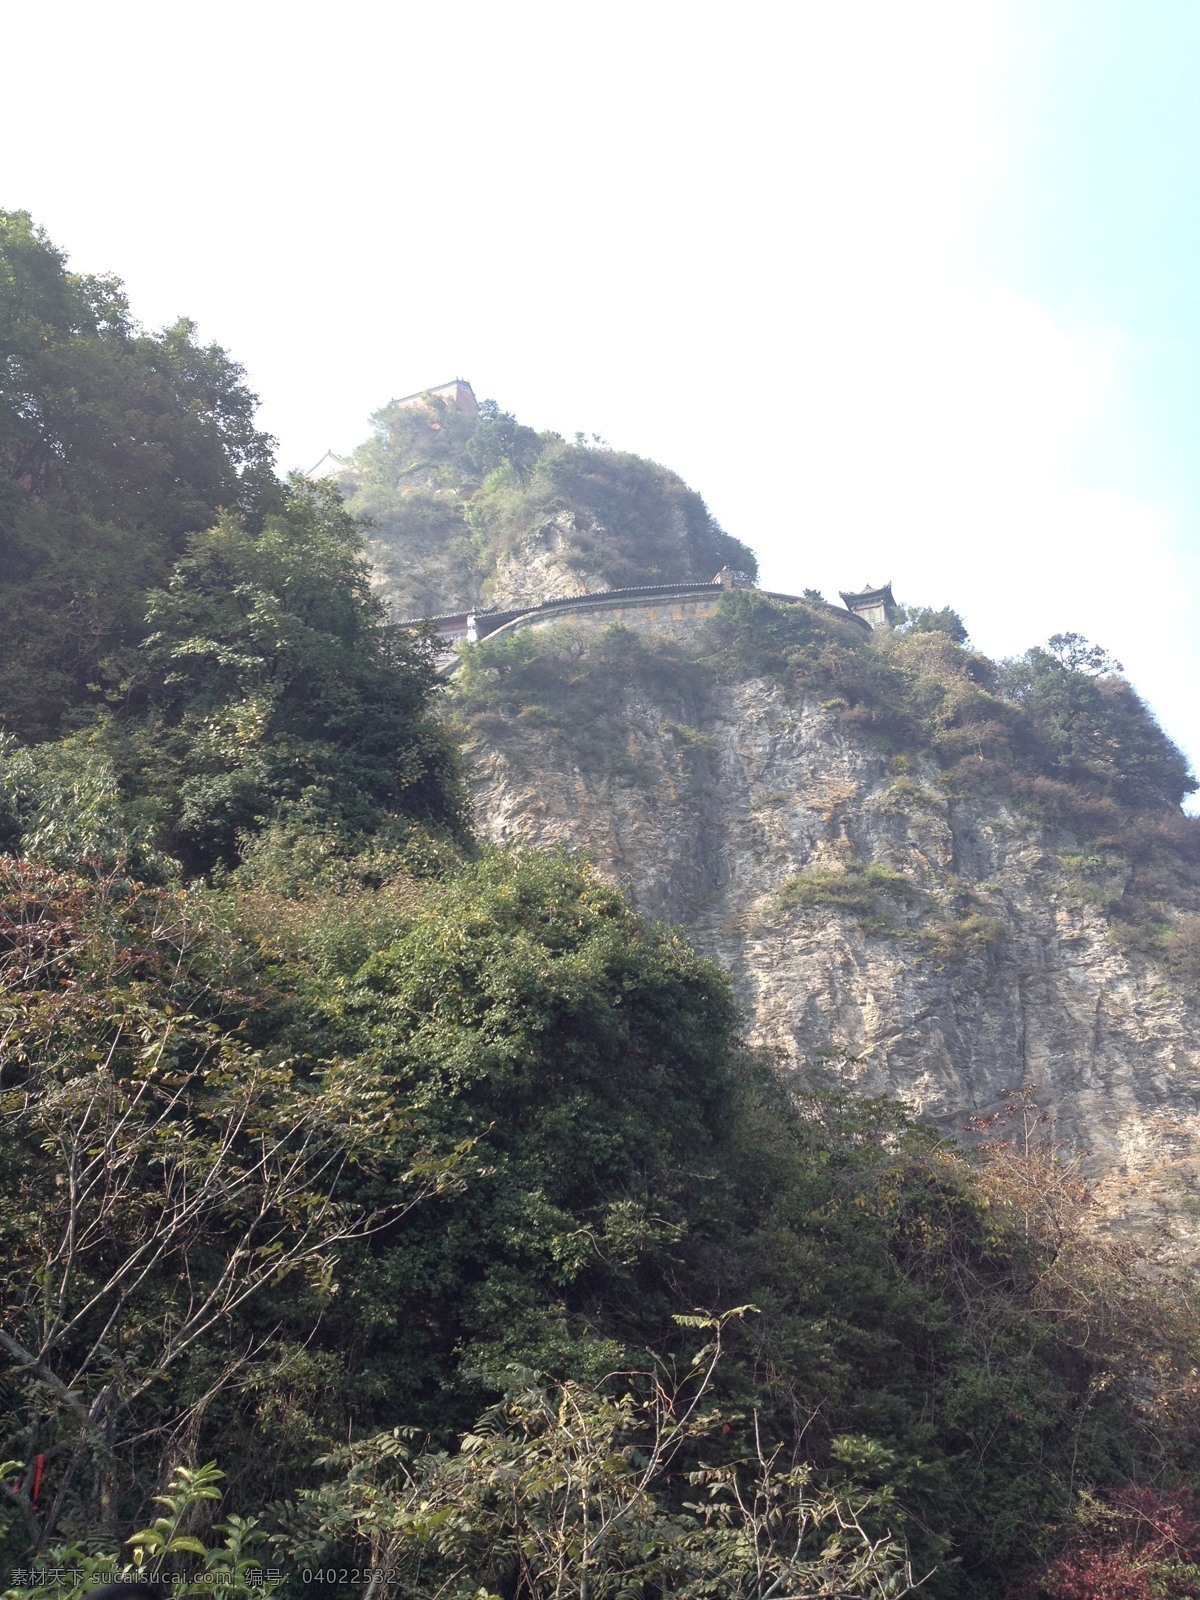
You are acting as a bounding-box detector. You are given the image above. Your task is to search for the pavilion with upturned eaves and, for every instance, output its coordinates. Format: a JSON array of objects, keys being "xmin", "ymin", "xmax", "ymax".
[{"xmin": 839, "ymin": 581, "xmax": 897, "ymax": 630}]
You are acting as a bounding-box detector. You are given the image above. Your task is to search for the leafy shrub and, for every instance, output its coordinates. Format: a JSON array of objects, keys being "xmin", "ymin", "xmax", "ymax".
[
  {"xmin": 287, "ymin": 1342, "xmax": 917, "ymax": 1600},
  {"xmin": 0, "ymin": 860, "xmax": 448, "ymax": 1564},
  {"xmin": 774, "ymin": 859, "xmax": 919, "ymax": 921},
  {"xmin": 1166, "ymin": 916, "xmax": 1200, "ymax": 981},
  {"xmin": 1010, "ymin": 772, "xmax": 1127, "ymax": 834},
  {"xmin": 999, "ymin": 634, "xmax": 1195, "ymax": 811},
  {"xmin": 1016, "ymin": 1484, "xmax": 1200, "ymax": 1599},
  {"xmin": 896, "ymin": 603, "xmax": 970, "ymax": 644},
  {"xmin": 0, "ymin": 730, "xmax": 176, "ymax": 880},
  {"xmin": 4, "ymin": 1462, "xmax": 284, "ymax": 1600},
  {"xmin": 913, "ymin": 908, "xmax": 1002, "ymax": 965},
  {"xmin": 697, "ymin": 590, "xmax": 922, "ymax": 750},
  {"xmin": 773, "ymin": 861, "xmax": 999, "ymax": 966}
]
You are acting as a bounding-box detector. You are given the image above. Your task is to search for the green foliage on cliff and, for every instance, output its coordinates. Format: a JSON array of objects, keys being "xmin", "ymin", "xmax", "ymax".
[
  {"xmin": 340, "ymin": 395, "xmax": 757, "ymax": 616},
  {"xmin": 694, "ymin": 593, "xmax": 1195, "ymax": 814},
  {"xmin": 770, "ymin": 858, "xmax": 1002, "ymax": 965},
  {"xmin": 477, "ymin": 438, "xmax": 758, "ymax": 590},
  {"xmin": 775, "ymin": 859, "xmax": 918, "ymax": 918},
  {"xmin": 698, "ymin": 591, "xmax": 1196, "ymax": 815},
  {"xmin": 998, "ymin": 632, "xmax": 1195, "ymax": 810},
  {"xmin": 454, "ymin": 592, "xmax": 1196, "ymax": 991},
  {"xmin": 453, "ymin": 621, "xmax": 707, "ymax": 782},
  {"xmin": 896, "ymin": 603, "xmax": 970, "ymax": 644}
]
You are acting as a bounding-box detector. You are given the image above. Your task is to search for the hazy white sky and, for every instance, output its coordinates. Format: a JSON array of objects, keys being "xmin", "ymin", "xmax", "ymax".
[{"xmin": 7, "ymin": 0, "xmax": 1199, "ymax": 794}]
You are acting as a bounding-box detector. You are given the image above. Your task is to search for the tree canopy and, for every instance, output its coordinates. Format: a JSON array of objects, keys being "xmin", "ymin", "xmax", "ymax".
[
  {"xmin": 0, "ymin": 211, "xmax": 279, "ymax": 739},
  {"xmin": 1000, "ymin": 631, "xmax": 1195, "ymax": 809},
  {"xmin": 124, "ymin": 478, "xmax": 468, "ymax": 870}
]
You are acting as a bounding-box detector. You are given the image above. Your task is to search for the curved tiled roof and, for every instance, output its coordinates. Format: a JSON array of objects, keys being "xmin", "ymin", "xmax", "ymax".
[{"xmin": 839, "ymin": 581, "xmax": 895, "ymax": 608}]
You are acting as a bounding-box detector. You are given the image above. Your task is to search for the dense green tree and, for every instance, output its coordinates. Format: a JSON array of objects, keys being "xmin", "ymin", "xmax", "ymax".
[
  {"xmin": 896, "ymin": 603, "xmax": 970, "ymax": 645},
  {"xmin": 122, "ymin": 477, "xmax": 468, "ymax": 871},
  {"xmin": 466, "ymin": 397, "xmax": 545, "ymax": 483},
  {"xmin": 0, "ymin": 211, "xmax": 280, "ymax": 738},
  {"xmin": 1001, "ymin": 633, "xmax": 1195, "ymax": 809},
  {"xmin": 243, "ymin": 850, "xmax": 742, "ymax": 1421},
  {"xmin": 0, "ymin": 211, "xmax": 275, "ymax": 534},
  {"xmin": 347, "ymin": 389, "xmax": 482, "ymax": 500}
]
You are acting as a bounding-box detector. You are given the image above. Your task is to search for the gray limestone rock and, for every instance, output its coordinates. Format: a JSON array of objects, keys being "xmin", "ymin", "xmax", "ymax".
[{"xmin": 464, "ymin": 672, "xmax": 1200, "ymax": 1259}]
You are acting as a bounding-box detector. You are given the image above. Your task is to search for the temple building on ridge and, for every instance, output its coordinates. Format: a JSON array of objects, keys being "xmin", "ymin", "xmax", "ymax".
[
  {"xmin": 305, "ymin": 381, "xmax": 479, "ymax": 481},
  {"xmin": 306, "ymin": 449, "xmax": 349, "ymax": 480},
  {"xmin": 393, "ymin": 379, "xmax": 479, "ymax": 415},
  {"xmin": 839, "ymin": 582, "xmax": 897, "ymax": 630}
]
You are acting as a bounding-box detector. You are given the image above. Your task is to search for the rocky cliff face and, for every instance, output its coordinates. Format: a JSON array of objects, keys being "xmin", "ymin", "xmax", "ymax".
[
  {"xmin": 481, "ymin": 515, "xmax": 604, "ymax": 610},
  {"xmin": 463, "ymin": 665, "xmax": 1200, "ymax": 1256},
  {"xmin": 341, "ymin": 393, "xmax": 1200, "ymax": 1252}
]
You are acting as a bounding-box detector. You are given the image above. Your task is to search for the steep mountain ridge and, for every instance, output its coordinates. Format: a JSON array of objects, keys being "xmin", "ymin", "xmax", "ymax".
[
  {"xmin": 335, "ymin": 390, "xmax": 757, "ymax": 618},
  {"xmin": 343, "ymin": 389, "xmax": 1200, "ymax": 1254}
]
